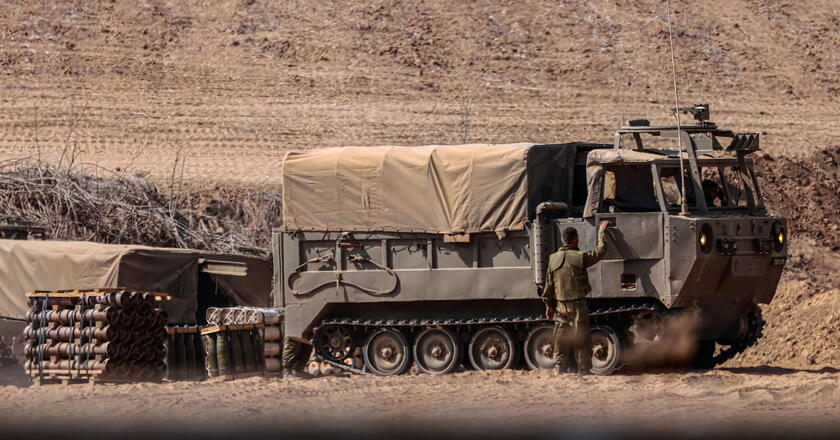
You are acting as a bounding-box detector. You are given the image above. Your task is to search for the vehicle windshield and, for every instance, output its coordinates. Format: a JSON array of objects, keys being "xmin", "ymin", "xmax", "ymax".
[
  {"xmin": 657, "ymin": 161, "xmax": 763, "ymax": 212},
  {"xmin": 600, "ymin": 165, "xmax": 660, "ymax": 213},
  {"xmin": 598, "ymin": 160, "xmax": 763, "ymax": 214}
]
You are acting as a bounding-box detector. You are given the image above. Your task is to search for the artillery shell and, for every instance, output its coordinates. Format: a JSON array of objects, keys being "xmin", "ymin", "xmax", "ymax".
[
  {"xmin": 263, "ymin": 342, "xmax": 281, "ymax": 357},
  {"xmin": 216, "ymin": 331, "xmax": 232, "ymax": 376},
  {"xmin": 240, "ymin": 330, "xmax": 256, "ymax": 373},
  {"xmin": 229, "ymin": 330, "xmax": 245, "ymax": 374},
  {"xmin": 204, "ymin": 333, "xmax": 219, "ymax": 377},
  {"xmin": 192, "ymin": 331, "xmax": 206, "ymax": 376},
  {"xmin": 251, "ymin": 330, "xmax": 264, "ymax": 370},
  {"xmin": 264, "ymin": 357, "xmax": 281, "ymax": 372},
  {"xmin": 263, "ymin": 325, "xmax": 281, "ymax": 341},
  {"xmin": 184, "ymin": 332, "xmax": 197, "ymax": 377}
]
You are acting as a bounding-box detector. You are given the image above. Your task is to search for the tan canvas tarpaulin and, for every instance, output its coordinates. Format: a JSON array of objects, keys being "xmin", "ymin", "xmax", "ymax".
[
  {"xmin": 0, "ymin": 240, "xmax": 125, "ymax": 321},
  {"xmin": 283, "ymin": 144, "xmax": 537, "ymax": 234},
  {"xmin": 0, "ymin": 240, "xmax": 270, "ymax": 323},
  {"xmin": 584, "ymin": 149, "xmax": 671, "ymax": 217}
]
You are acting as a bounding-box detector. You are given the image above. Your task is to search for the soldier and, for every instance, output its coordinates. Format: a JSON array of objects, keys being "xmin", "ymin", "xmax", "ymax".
[
  {"xmin": 281, "ymin": 336, "xmax": 314, "ymax": 379},
  {"xmin": 701, "ymin": 179, "xmax": 729, "ymax": 207},
  {"xmin": 542, "ymin": 220, "xmax": 610, "ymax": 375}
]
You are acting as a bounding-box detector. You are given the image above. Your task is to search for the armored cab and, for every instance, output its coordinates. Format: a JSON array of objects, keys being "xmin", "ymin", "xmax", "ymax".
[{"xmin": 273, "ymin": 106, "xmax": 787, "ymax": 375}]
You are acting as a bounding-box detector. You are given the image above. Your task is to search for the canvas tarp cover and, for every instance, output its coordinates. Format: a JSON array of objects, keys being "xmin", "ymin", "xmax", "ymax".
[
  {"xmin": 0, "ymin": 240, "xmax": 270, "ymax": 323},
  {"xmin": 282, "ymin": 144, "xmax": 578, "ymax": 234},
  {"xmin": 584, "ymin": 149, "xmax": 672, "ymax": 217}
]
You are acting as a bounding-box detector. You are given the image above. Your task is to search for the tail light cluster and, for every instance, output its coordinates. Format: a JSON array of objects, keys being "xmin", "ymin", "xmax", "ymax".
[
  {"xmin": 753, "ymin": 238, "xmax": 774, "ymax": 254},
  {"xmin": 771, "ymin": 222, "xmax": 786, "ymax": 251},
  {"xmin": 717, "ymin": 238, "xmax": 737, "ymax": 255},
  {"xmin": 698, "ymin": 224, "xmax": 714, "ymax": 253},
  {"xmin": 700, "ymin": 221, "xmax": 786, "ymax": 255}
]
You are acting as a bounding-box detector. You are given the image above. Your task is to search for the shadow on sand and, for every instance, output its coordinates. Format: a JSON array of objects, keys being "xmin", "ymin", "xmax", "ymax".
[{"xmin": 720, "ymin": 365, "xmax": 840, "ymax": 376}]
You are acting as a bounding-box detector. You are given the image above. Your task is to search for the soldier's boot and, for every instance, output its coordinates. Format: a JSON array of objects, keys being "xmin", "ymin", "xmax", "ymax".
[
  {"xmin": 574, "ymin": 345, "xmax": 593, "ymax": 376},
  {"xmin": 283, "ymin": 367, "xmax": 314, "ymax": 380}
]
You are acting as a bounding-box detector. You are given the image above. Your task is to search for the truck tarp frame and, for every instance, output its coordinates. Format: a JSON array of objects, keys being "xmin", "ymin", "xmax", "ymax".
[{"xmin": 282, "ymin": 143, "xmax": 577, "ymax": 235}]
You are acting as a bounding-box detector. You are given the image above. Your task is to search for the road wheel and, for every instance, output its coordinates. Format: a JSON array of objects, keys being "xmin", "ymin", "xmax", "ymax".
[
  {"xmin": 590, "ymin": 325, "xmax": 622, "ymax": 375},
  {"xmin": 363, "ymin": 328, "xmax": 412, "ymax": 376},
  {"xmin": 413, "ymin": 327, "xmax": 462, "ymax": 374},
  {"xmin": 523, "ymin": 324, "xmax": 555, "ymax": 370},
  {"xmin": 314, "ymin": 324, "xmax": 355, "ymax": 362},
  {"xmin": 468, "ymin": 326, "xmax": 517, "ymax": 370}
]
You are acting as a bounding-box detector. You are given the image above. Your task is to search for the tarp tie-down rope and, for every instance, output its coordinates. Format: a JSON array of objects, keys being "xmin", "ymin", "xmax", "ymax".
[
  {"xmin": 287, "ymin": 254, "xmax": 399, "ymax": 297},
  {"xmin": 79, "ymin": 293, "xmax": 90, "ymax": 376},
  {"xmin": 67, "ymin": 306, "xmax": 74, "ymax": 376},
  {"xmin": 36, "ymin": 293, "xmax": 48, "ymax": 381}
]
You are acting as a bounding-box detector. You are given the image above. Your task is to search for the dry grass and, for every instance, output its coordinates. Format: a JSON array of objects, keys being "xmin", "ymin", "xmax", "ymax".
[{"xmin": 0, "ymin": 160, "xmax": 279, "ymax": 256}]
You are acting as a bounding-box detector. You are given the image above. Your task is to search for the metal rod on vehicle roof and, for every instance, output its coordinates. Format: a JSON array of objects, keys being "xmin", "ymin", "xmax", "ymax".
[{"xmin": 666, "ymin": 0, "xmax": 690, "ymax": 216}]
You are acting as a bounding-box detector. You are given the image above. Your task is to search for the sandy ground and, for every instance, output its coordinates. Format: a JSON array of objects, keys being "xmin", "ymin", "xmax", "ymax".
[{"xmin": 2, "ymin": 368, "xmax": 840, "ymax": 431}]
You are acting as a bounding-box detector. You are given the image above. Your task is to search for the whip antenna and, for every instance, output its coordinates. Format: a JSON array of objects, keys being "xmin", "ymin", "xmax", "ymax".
[{"xmin": 666, "ymin": 0, "xmax": 690, "ymax": 216}]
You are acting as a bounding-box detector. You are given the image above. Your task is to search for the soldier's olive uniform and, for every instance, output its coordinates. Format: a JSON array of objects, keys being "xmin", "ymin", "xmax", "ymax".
[
  {"xmin": 541, "ymin": 227, "xmax": 608, "ymax": 373},
  {"xmin": 282, "ymin": 336, "xmax": 312, "ymax": 374}
]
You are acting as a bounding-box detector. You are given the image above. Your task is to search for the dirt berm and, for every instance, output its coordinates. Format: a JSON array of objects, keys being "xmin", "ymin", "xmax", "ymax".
[{"xmin": 727, "ymin": 146, "xmax": 840, "ymax": 369}]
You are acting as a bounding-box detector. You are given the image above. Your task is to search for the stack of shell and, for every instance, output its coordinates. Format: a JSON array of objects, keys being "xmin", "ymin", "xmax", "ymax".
[
  {"xmin": 201, "ymin": 325, "xmax": 263, "ymax": 378},
  {"xmin": 23, "ymin": 290, "xmax": 168, "ymax": 383},
  {"xmin": 205, "ymin": 307, "xmax": 283, "ymax": 374},
  {"xmin": 163, "ymin": 326, "xmax": 206, "ymax": 381}
]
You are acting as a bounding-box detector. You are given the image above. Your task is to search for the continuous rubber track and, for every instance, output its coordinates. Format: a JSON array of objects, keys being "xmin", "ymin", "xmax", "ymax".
[
  {"xmin": 711, "ymin": 307, "xmax": 766, "ymax": 367},
  {"xmin": 316, "ymin": 302, "xmax": 658, "ymax": 329},
  {"xmin": 313, "ymin": 302, "xmax": 767, "ymax": 375},
  {"xmin": 312, "ymin": 301, "xmax": 659, "ymax": 375}
]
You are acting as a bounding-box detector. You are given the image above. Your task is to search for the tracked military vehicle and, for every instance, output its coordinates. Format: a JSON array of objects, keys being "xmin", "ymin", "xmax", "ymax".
[{"xmin": 273, "ymin": 105, "xmax": 787, "ymax": 375}]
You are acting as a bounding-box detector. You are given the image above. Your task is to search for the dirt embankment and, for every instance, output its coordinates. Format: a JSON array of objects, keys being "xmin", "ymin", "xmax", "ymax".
[
  {"xmin": 725, "ymin": 146, "xmax": 840, "ymax": 369},
  {"xmin": 757, "ymin": 146, "xmax": 840, "ymax": 251}
]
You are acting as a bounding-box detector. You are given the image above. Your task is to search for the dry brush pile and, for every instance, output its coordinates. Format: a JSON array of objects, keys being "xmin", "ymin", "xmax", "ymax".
[{"xmin": 0, "ymin": 161, "xmax": 281, "ymax": 257}]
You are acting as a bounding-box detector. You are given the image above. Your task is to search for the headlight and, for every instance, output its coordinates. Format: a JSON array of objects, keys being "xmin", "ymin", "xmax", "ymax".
[
  {"xmin": 772, "ymin": 222, "xmax": 786, "ymax": 251},
  {"xmin": 699, "ymin": 224, "xmax": 713, "ymax": 253}
]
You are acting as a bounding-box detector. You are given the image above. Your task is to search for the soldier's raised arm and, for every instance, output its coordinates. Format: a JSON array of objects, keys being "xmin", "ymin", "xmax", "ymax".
[{"xmin": 582, "ymin": 221, "xmax": 610, "ymax": 268}]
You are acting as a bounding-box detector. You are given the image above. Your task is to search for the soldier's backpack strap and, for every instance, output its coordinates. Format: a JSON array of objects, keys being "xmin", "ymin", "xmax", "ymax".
[
  {"xmin": 548, "ymin": 250, "xmax": 567, "ymax": 272},
  {"xmin": 566, "ymin": 250, "xmax": 584, "ymax": 268}
]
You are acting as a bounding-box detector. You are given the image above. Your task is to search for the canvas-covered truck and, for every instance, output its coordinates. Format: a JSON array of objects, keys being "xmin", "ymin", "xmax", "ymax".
[{"xmin": 273, "ymin": 106, "xmax": 787, "ymax": 375}]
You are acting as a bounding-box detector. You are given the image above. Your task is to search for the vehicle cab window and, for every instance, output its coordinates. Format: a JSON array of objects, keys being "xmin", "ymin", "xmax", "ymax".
[
  {"xmin": 655, "ymin": 162, "xmax": 763, "ymax": 213},
  {"xmin": 600, "ymin": 165, "xmax": 660, "ymax": 213}
]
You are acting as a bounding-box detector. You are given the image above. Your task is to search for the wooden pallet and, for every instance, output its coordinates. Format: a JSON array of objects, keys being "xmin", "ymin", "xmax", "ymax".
[
  {"xmin": 206, "ymin": 371, "xmax": 263, "ymax": 382},
  {"xmin": 200, "ymin": 323, "xmax": 264, "ymax": 335},
  {"xmin": 30, "ymin": 369, "xmax": 156, "ymax": 386},
  {"xmin": 26, "ymin": 288, "xmax": 171, "ymax": 301},
  {"xmin": 162, "ymin": 374, "xmax": 206, "ymax": 383},
  {"xmin": 166, "ymin": 326, "xmax": 201, "ymax": 335}
]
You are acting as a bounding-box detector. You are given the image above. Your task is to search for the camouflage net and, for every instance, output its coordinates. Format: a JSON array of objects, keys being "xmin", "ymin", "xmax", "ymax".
[{"xmin": 0, "ymin": 161, "xmax": 280, "ymax": 257}]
